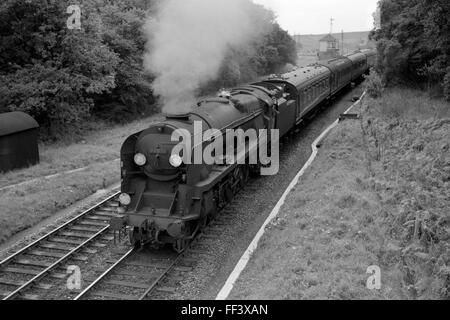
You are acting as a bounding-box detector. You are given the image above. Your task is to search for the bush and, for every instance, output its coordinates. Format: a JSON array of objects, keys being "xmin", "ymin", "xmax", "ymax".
[
  {"xmin": 372, "ymin": 0, "xmax": 450, "ymax": 94},
  {"xmin": 363, "ymin": 69, "xmax": 384, "ymax": 98}
]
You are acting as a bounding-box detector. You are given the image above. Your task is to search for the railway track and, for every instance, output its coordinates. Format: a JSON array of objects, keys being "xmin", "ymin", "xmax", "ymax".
[
  {"xmin": 71, "ymin": 177, "xmax": 264, "ymax": 300},
  {"xmin": 70, "ymin": 99, "xmax": 336, "ymax": 301},
  {"xmin": 73, "ymin": 247, "xmax": 183, "ymax": 300},
  {"xmin": 0, "ymin": 170, "xmax": 266, "ymax": 300},
  {"xmin": 0, "ymin": 192, "xmax": 122, "ymax": 300}
]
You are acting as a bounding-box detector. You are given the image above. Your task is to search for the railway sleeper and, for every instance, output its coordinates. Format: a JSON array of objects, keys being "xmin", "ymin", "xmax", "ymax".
[
  {"xmin": 155, "ymin": 286, "xmax": 176, "ymax": 294},
  {"xmin": 91, "ymin": 291, "xmax": 138, "ymax": 300},
  {"xmin": 104, "ymin": 280, "xmax": 149, "ymax": 289},
  {"xmin": 69, "ymin": 225, "xmax": 103, "ymax": 233},
  {"xmin": 0, "ymin": 278, "xmax": 52, "ymax": 290},
  {"xmin": 0, "ymin": 292, "xmax": 40, "ymax": 300}
]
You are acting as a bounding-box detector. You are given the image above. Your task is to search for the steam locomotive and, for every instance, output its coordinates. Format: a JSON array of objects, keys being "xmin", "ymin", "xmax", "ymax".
[{"xmin": 111, "ymin": 49, "xmax": 377, "ymax": 252}]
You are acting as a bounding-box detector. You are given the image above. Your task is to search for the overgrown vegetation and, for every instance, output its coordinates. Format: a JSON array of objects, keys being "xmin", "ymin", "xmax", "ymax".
[
  {"xmin": 361, "ymin": 89, "xmax": 450, "ymax": 299},
  {"xmin": 363, "ymin": 68, "xmax": 384, "ymax": 98},
  {"xmin": 0, "ymin": 0, "xmax": 156, "ymax": 140},
  {"xmin": 371, "ymin": 0, "xmax": 450, "ymax": 99},
  {"xmin": 0, "ymin": 0, "xmax": 296, "ymax": 140},
  {"xmin": 207, "ymin": 21, "xmax": 297, "ymax": 91}
]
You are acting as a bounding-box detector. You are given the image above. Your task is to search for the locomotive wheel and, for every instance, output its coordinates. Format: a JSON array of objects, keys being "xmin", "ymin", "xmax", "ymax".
[
  {"xmin": 173, "ymin": 239, "xmax": 189, "ymax": 253},
  {"xmin": 224, "ymin": 183, "xmax": 233, "ymax": 202},
  {"xmin": 250, "ymin": 164, "xmax": 261, "ymax": 177},
  {"xmin": 129, "ymin": 227, "xmax": 140, "ymax": 248},
  {"xmin": 239, "ymin": 165, "xmax": 250, "ymax": 189},
  {"xmin": 200, "ymin": 216, "xmax": 208, "ymax": 229},
  {"xmin": 243, "ymin": 165, "xmax": 250, "ymax": 182}
]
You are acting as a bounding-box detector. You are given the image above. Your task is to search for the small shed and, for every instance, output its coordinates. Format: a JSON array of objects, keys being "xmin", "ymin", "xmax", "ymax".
[{"xmin": 0, "ymin": 112, "xmax": 39, "ymax": 173}]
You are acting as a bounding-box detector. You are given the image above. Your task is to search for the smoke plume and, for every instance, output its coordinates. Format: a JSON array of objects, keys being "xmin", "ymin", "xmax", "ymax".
[{"xmin": 144, "ymin": 0, "xmax": 267, "ymax": 114}]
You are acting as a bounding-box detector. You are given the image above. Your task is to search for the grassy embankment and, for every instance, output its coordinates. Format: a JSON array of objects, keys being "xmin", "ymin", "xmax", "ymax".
[
  {"xmin": 0, "ymin": 115, "xmax": 163, "ymax": 244},
  {"xmin": 231, "ymin": 88, "xmax": 450, "ymax": 300}
]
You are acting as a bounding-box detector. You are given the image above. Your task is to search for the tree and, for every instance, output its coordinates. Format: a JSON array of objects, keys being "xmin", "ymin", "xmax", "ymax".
[
  {"xmin": 372, "ymin": 0, "xmax": 450, "ymax": 99},
  {"xmin": 0, "ymin": 0, "xmax": 298, "ymax": 139}
]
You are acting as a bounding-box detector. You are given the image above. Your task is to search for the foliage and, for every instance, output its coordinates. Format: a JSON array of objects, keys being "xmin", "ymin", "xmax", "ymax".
[
  {"xmin": 205, "ymin": 21, "xmax": 297, "ymax": 92},
  {"xmin": 362, "ymin": 89, "xmax": 450, "ymax": 298},
  {"xmin": 363, "ymin": 68, "xmax": 384, "ymax": 98},
  {"xmin": 371, "ymin": 0, "xmax": 450, "ymax": 99},
  {"xmin": 0, "ymin": 0, "xmax": 297, "ymax": 140}
]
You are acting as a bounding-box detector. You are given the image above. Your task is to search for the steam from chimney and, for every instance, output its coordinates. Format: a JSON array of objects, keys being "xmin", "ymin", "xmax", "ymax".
[{"xmin": 143, "ymin": 0, "xmax": 267, "ymax": 114}]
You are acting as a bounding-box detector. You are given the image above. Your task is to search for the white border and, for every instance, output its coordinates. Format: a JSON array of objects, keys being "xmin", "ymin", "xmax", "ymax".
[{"xmin": 216, "ymin": 92, "xmax": 366, "ymax": 300}]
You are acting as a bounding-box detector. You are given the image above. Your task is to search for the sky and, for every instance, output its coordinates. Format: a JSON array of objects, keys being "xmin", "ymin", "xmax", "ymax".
[{"xmin": 253, "ymin": 0, "xmax": 379, "ymax": 35}]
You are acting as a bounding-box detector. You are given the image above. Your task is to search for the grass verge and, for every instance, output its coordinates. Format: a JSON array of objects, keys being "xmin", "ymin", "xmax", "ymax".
[{"xmin": 230, "ymin": 88, "xmax": 449, "ymax": 299}]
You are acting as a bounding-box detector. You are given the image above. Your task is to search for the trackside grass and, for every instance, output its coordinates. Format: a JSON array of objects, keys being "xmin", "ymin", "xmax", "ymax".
[{"xmin": 230, "ymin": 88, "xmax": 449, "ymax": 299}]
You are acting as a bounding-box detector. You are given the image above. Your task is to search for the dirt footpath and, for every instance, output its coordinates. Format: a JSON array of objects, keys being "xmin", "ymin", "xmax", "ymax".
[{"xmin": 229, "ymin": 93, "xmax": 450, "ymax": 300}]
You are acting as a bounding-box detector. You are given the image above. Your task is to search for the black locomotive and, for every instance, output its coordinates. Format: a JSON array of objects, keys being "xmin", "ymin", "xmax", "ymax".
[{"xmin": 111, "ymin": 49, "xmax": 377, "ymax": 252}]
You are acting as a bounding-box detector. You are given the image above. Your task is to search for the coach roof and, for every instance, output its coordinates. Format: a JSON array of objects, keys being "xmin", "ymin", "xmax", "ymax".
[{"xmin": 265, "ymin": 65, "xmax": 330, "ymax": 92}]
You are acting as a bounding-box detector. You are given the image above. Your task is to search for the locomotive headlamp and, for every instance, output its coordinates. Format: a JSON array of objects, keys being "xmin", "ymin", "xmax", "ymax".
[
  {"xmin": 134, "ymin": 153, "xmax": 147, "ymax": 166},
  {"xmin": 119, "ymin": 193, "xmax": 131, "ymax": 206},
  {"xmin": 169, "ymin": 154, "xmax": 183, "ymax": 168}
]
